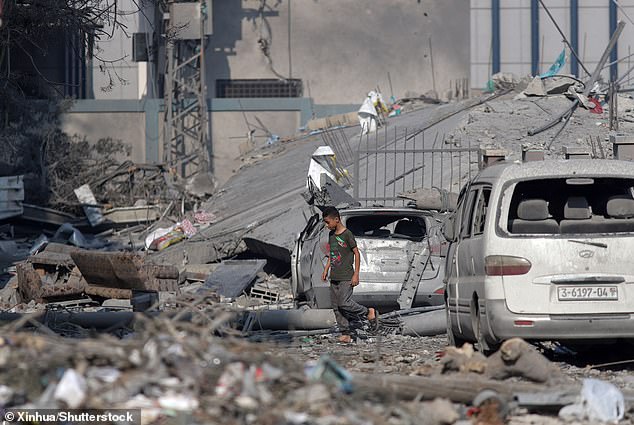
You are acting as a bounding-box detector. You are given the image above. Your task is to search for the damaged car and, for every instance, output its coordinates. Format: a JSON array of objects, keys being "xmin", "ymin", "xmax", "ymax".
[
  {"xmin": 444, "ymin": 159, "xmax": 634, "ymax": 351},
  {"xmin": 291, "ymin": 206, "xmax": 449, "ymax": 311}
]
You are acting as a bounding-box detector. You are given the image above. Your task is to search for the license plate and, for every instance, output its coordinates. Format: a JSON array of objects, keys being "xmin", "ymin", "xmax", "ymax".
[{"xmin": 557, "ymin": 286, "xmax": 618, "ymax": 301}]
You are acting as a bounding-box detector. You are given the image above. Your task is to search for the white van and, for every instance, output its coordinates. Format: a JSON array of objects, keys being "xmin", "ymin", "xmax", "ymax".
[{"xmin": 444, "ymin": 159, "xmax": 634, "ymax": 351}]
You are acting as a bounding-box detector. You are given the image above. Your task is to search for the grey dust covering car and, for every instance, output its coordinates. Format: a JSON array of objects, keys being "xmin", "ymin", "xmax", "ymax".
[
  {"xmin": 291, "ymin": 207, "xmax": 448, "ymax": 311},
  {"xmin": 444, "ymin": 159, "xmax": 634, "ymax": 351}
]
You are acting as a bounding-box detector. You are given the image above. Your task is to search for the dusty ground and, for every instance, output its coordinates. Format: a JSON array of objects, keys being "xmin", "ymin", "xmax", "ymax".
[{"xmin": 263, "ymin": 334, "xmax": 634, "ymax": 424}]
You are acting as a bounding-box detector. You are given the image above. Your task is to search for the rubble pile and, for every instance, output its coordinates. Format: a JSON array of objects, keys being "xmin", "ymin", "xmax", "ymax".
[
  {"xmin": 0, "ymin": 313, "xmax": 465, "ymax": 425},
  {"xmin": 448, "ymin": 90, "xmax": 634, "ymax": 159},
  {"xmin": 0, "ymin": 313, "xmax": 630, "ymax": 425}
]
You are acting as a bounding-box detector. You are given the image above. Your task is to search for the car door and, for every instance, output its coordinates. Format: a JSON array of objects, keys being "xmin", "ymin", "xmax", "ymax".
[
  {"xmin": 469, "ymin": 185, "xmax": 492, "ymax": 305},
  {"xmin": 453, "ymin": 186, "xmax": 479, "ymax": 337}
]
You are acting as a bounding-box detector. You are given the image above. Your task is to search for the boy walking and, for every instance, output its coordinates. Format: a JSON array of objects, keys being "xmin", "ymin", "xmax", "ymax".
[{"xmin": 321, "ymin": 206, "xmax": 376, "ymax": 343}]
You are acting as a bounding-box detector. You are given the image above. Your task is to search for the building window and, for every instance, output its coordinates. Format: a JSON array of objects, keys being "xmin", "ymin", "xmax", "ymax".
[{"xmin": 215, "ymin": 79, "xmax": 303, "ymax": 98}]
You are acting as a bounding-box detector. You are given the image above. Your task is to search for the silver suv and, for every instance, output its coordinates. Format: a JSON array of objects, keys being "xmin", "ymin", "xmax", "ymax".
[
  {"xmin": 292, "ymin": 207, "xmax": 447, "ymax": 311},
  {"xmin": 444, "ymin": 159, "xmax": 634, "ymax": 351}
]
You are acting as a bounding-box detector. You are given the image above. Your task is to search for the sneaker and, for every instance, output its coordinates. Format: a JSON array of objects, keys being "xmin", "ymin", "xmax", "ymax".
[{"xmin": 338, "ymin": 334, "xmax": 352, "ymax": 343}]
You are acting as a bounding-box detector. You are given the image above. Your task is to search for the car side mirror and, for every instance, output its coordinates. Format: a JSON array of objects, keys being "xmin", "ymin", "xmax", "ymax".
[{"xmin": 442, "ymin": 217, "xmax": 457, "ymax": 242}]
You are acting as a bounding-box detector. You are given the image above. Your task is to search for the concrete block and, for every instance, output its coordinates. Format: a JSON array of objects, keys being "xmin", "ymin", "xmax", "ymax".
[
  {"xmin": 306, "ymin": 117, "xmax": 329, "ymax": 131},
  {"xmin": 562, "ymin": 146, "xmax": 591, "ymax": 159},
  {"xmin": 610, "ymin": 133, "xmax": 634, "ymax": 161},
  {"xmin": 479, "ymin": 147, "xmax": 507, "ymax": 169},
  {"xmin": 522, "ymin": 148, "xmax": 545, "ymax": 162}
]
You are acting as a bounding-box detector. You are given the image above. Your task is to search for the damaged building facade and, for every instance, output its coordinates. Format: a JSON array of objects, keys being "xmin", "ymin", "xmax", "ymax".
[{"xmin": 57, "ymin": 0, "xmax": 471, "ymax": 184}]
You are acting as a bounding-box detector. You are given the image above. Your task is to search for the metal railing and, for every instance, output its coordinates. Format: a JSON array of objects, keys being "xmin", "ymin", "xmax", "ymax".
[{"xmin": 351, "ymin": 126, "xmax": 479, "ymax": 207}]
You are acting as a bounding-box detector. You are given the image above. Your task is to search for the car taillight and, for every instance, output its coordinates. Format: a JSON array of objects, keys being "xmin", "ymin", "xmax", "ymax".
[
  {"xmin": 434, "ymin": 288, "xmax": 445, "ymax": 295},
  {"xmin": 485, "ymin": 255, "xmax": 532, "ymax": 276}
]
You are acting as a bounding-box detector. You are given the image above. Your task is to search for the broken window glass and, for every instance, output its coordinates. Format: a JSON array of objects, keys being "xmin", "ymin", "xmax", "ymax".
[
  {"xmin": 345, "ymin": 214, "xmax": 426, "ymax": 241},
  {"xmin": 460, "ymin": 189, "xmax": 478, "ymax": 239},
  {"xmin": 472, "ymin": 187, "xmax": 491, "ymax": 236}
]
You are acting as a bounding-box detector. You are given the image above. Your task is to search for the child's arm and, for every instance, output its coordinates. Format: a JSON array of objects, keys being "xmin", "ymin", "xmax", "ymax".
[
  {"xmin": 351, "ymin": 247, "xmax": 360, "ymax": 286},
  {"xmin": 322, "ymin": 257, "xmax": 330, "ymax": 281}
]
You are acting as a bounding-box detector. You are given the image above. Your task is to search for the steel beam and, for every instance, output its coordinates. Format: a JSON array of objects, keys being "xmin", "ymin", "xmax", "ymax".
[
  {"xmin": 610, "ymin": 0, "xmax": 619, "ymax": 81},
  {"xmin": 531, "ymin": 0, "xmax": 540, "ymax": 76},
  {"xmin": 570, "ymin": 0, "xmax": 579, "ymax": 76},
  {"xmin": 162, "ymin": 0, "xmax": 211, "ymax": 178},
  {"xmin": 492, "ymin": 0, "xmax": 501, "ymax": 74}
]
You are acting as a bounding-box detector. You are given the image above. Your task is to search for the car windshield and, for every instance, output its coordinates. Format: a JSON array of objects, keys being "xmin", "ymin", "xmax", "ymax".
[
  {"xmin": 504, "ymin": 177, "xmax": 634, "ymax": 235},
  {"xmin": 345, "ymin": 214, "xmax": 426, "ymax": 241}
]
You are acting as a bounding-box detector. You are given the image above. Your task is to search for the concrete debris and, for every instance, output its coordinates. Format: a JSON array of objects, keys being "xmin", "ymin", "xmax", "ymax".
[
  {"xmin": 523, "ymin": 76, "xmax": 546, "ymax": 97},
  {"xmin": 490, "ymin": 72, "xmax": 522, "ymax": 91},
  {"xmin": 1, "ymin": 89, "xmax": 633, "ymax": 425},
  {"xmin": 440, "ymin": 343, "xmax": 488, "ymax": 374},
  {"xmin": 486, "ymin": 338, "xmax": 561, "ymax": 383},
  {"xmin": 71, "ymin": 250, "xmax": 180, "ymax": 293},
  {"xmin": 201, "ymin": 259, "xmax": 266, "ymax": 299},
  {"xmin": 13, "ymin": 244, "xmax": 179, "ymax": 306},
  {"xmin": 184, "ymin": 171, "xmax": 217, "ymax": 198},
  {"xmin": 20, "ymin": 203, "xmax": 81, "ymax": 227},
  {"xmin": 73, "ymin": 184, "xmax": 105, "ymax": 227},
  {"xmin": 441, "ymin": 339, "xmax": 560, "ymax": 384},
  {"xmin": 544, "ymin": 75, "xmax": 580, "ymax": 95},
  {"xmin": 16, "ymin": 247, "xmax": 85, "ymax": 303},
  {"xmin": 398, "ymin": 187, "xmax": 458, "ymax": 212},
  {"xmin": 449, "ymin": 93, "xmax": 634, "ymax": 159},
  {"xmin": 101, "ymin": 205, "xmax": 161, "ymax": 225},
  {"xmin": 306, "ymin": 112, "xmax": 358, "ymax": 132}
]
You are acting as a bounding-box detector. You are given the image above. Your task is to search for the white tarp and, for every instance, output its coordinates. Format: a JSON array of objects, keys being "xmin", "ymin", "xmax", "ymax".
[
  {"xmin": 307, "ymin": 146, "xmax": 337, "ymax": 190},
  {"xmin": 358, "ymin": 91, "xmax": 380, "ymax": 135}
]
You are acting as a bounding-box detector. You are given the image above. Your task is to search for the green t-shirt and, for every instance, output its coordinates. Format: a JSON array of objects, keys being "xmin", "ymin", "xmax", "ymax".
[{"xmin": 328, "ymin": 228, "xmax": 357, "ymax": 281}]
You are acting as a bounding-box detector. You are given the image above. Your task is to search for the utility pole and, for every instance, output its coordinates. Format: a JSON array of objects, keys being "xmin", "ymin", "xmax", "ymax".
[{"xmin": 162, "ymin": 0, "xmax": 212, "ymax": 178}]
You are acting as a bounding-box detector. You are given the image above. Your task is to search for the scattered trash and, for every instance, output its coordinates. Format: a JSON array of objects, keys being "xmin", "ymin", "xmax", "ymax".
[
  {"xmin": 145, "ymin": 219, "xmax": 197, "ymax": 251},
  {"xmin": 559, "ymin": 378, "xmax": 625, "ymax": 423},
  {"xmin": 305, "ymin": 356, "xmax": 354, "ymax": 394},
  {"xmin": 54, "ymin": 369, "xmax": 87, "ymax": 409},
  {"xmin": 74, "ymin": 184, "xmax": 105, "ymax": 227},
  {"xmin": 539, "ymin": 49, "xmax": 567, "ymax": 78}
]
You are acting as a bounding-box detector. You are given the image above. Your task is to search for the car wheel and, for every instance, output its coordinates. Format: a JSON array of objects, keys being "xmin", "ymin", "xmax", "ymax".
[
  {"xmin": 445, "ymin": 299, "xmax": 467, "ymax": 347},
  {"xmin": 474, "ymin": 311, "xmax": 499, "ymax": 355}
]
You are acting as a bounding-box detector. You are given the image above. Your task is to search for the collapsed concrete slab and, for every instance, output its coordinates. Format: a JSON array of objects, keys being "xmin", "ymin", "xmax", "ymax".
[
  {"xmin": 15, "ymin": 245, "xmax": 180, "ymax": 303},
  {"xmin": 71, "ymin": 251, "xmax": 179, "ymax": 292},
  {"xmin": 201, "ymin": 259, "xmax": 266, "ymax": 298},
  {"xmin": 16, "ymin": 248, "xmax": 85, "ymax": 303}
]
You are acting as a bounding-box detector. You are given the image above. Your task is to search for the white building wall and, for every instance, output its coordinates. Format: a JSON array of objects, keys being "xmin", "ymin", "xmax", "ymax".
[
  {"xmin": 500, "ymin": 1, "xmax": 531, "ymax": 77},
  {"xmin": 471, "ymin": 0, "xmax": 493, "ymax": 87},
  {"xmin": 471, "ymin": 0, "xmax": 634, "ymax": 89},
  {"xmin": 90, "ymin": 0, "xmax": 148, "ymax": 99},
  {"xmin": 88, "ymin": 0, "xmax": 471, "ymax": 102},
  {"xmin": 209, "ymin": 0, "xmax": 470, "ymax": 104}
]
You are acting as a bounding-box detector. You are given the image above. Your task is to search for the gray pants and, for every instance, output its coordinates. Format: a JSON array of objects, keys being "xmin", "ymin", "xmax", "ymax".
[{"xmin": 329, "ymin": 280, "xmax": 368, "ymax": 335}]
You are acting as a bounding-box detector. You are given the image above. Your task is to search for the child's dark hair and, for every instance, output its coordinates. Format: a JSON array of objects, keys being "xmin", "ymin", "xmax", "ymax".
[{"xmin": 322, "ymin": 206, "xmax": 340, "ymax": 219}]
